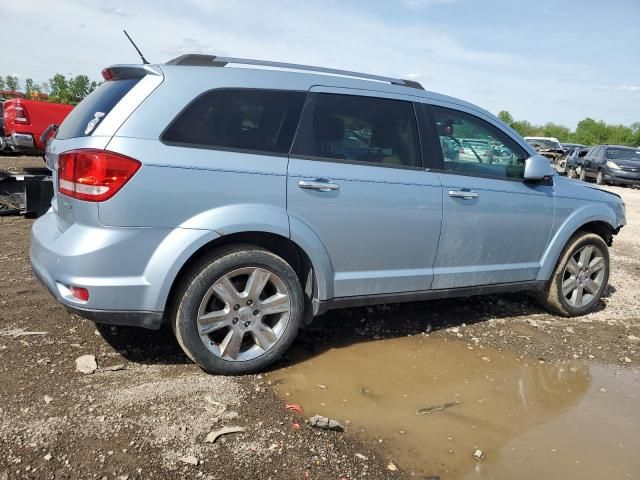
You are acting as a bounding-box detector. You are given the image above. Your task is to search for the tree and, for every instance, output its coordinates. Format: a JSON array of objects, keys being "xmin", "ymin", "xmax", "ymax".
[
  {"xmin": 542, "ymin": 122, "xmax": 571, "ymax": 142},
  {"xmin": 25, "ymin": 78, "xmax": 35, "ymax": 97},
  {"xmin": 48, "ymin": 74, "xmax": 71, "ymax": 103},
  {"xmin": 5, "ymin": 75, "xmax": 20, "ymax": 92},
  {"xmin": 68, "ymin": 74, "xmax": 91, "ymax": 102},
  {"xmin": 497, "ymin": 110, "xmax": 514, "ymax": 126},
  {"xmin": 0, "ymin": 76, "xmax": 5, "ymax": 91}
]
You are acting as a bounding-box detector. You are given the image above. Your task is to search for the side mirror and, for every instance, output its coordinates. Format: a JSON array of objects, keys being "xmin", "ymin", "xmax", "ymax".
[{"xmin": 524, "ymin": 154, "xmax": 555, "ymax": 181}]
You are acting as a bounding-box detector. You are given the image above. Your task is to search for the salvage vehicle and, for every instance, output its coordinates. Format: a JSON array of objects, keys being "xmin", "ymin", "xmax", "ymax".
[
  {"xmin": 524, "ymin": 136, "xmax": 566, "ymax": 172},
  {"xmin": 566, "ymin": 147, "xmax": 590, "ymax": 178},
  {"xmin": 579, "ymin": 145, "xmax": 640, "ymax": 186},
  {"xmin": 1, "ymin": 98, "xmax": 73, "ymax": 154},
  {"xmin": 30, "ymin": 55, "xmax": 626, "ymax": 374}
]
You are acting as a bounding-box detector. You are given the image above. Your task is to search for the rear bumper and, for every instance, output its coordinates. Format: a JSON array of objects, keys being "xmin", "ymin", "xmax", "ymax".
[
  {"xmin": 4, "ymin": 133, "xmax": 36, "ymax": 152},
  {"xmin": 31, "ymin": 260, "xmax": 164, "ymax": 329},
  {"xmin": 29, "ymin": 209, "xmax": 170, "ymax": 329}
]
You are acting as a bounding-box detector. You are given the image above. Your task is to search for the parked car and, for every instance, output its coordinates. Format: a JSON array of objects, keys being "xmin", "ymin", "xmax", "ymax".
[
  {"xmin": 30, "ymin": 55, "xmax": 626, "ymax": 374},
  {"xmin": 459, "ymin": 138, "xmax": 494, "ymax": 163},
  {"xmin": 566, "ymin": 147, "xmax": 590, "ymax": 178},
  {"xmin": 524, "ymin": 136, "xmax": 565, "ymax": 171},
  {"xmin": 2, "ymin": 98, "xmax": 74, "ymax": 153},
  {"xmin": 579, "ymin": 145, "xmax": 640, "ymax": 186}
]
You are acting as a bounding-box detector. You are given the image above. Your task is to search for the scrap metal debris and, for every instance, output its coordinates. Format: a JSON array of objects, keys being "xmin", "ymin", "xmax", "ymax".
[
  {"xmin": 205, "ymin": 426, "xmax": 246, "ymax": 443},
  {"xmin": 416, "ymin": 401, "xmax": 459, "ymax": 415}
]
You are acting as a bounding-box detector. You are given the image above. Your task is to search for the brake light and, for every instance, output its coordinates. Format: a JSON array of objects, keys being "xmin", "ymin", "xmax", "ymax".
[
  {"xmin": 15, "ymin": 105, "xmax": 30, "ymax": 124},
  {"xmin": 102, "ymin": 68, "xmax": 114, "ymax": 81},
  {"xmin": 58, "ymin": 150, "xmax": 141, "ymax": 202}
]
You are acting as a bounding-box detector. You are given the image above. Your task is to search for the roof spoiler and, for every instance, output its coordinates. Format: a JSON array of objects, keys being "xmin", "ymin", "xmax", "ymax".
[
  {"xmin": 165, "ymin": 54, "xmax": 424, "ymax": 90},
  {"xmin": 101, "ymin": 64, "xmax": 162, "ymax": 81}
]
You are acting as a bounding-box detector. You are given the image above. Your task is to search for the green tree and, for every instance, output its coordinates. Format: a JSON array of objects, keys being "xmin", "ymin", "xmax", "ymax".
[
  {"xmin": 68, "ymin": 74, "xmax": 91, "ymax": 102},
  {"xmin": 25, "ymin": 78, "xmax": 35, "ymax": 97},
  {"xmin": 5, "ymin": 75, "xmax": 20, "ymax": 92},
  {"xmin": 0, "ymin": 76, "xmax": 5, "ymax": 91},
  {"xmin": 48, "ymin": 74, "xmax": 71, "ymax": 103},
  {"xmin": 542, "ymin": 122, "xmax": 571, "ymax": 142},
  {"xmin": 497, "ymin": 110, "xmax": 514, "ymax": 126}
]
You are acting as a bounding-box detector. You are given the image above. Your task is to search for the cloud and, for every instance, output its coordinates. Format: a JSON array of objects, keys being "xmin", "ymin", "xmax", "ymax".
[
  {"xmin": 401, "ymin": 0, "xmax": 456, "ymax": 9},
  {"xmin": 99, "ymin": 6, "xmax": 131, "ymax": 17},
  {"xmin": 594, "ymin": 85, "xmax": 640, "ymax": 92}
]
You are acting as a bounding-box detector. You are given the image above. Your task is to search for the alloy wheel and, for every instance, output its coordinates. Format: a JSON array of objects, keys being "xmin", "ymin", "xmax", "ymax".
[
  {"xmin": 561, "ymin": 245, "xmax": 606, "ymax": 308},
  {"xmin": 196, "ymin": 267, "xmax": 291, "ymax": 361}
]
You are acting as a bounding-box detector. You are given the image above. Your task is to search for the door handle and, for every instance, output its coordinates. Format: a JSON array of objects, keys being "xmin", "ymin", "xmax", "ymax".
[
  {"xmin": 298, "ymin": 179, "xmax": 340, "ymax": 192},
  {"xmin": 448, "ymin": 189, "xmax": 479, "ymax": 199}
]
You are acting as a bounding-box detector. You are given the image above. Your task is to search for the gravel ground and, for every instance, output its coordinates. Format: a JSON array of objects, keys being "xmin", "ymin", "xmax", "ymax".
[{"xmin": 1, "ymin": 155, "xmax": 638, "ymax": 479}]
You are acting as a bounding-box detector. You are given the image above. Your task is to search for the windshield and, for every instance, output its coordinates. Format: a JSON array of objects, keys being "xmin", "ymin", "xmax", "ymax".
[
  {"xmin": 606, "ymin": 148, "xmax": 640, "ymax": 162},
  {"xmin": 526, "ymin": 138, "xmax": 562, "ymax": 150}
]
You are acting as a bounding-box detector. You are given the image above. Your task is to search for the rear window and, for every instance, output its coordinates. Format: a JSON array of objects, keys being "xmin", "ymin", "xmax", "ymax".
[
  {"xmin": 161, "ymin": 89, "xmax": 306, "ymax": 155},
  {"xmin": 56, "ymin": 78, "xmax": 140, "ymax": 140}
]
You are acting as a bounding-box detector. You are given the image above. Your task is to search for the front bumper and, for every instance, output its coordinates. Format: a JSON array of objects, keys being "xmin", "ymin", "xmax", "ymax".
[{"xmin": 605, "ymin": 168, "xmax": 640, "ymax": 185}]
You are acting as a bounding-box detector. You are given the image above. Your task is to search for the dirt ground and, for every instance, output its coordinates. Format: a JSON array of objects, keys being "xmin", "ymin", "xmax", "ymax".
[{"xmin": 1, "ymin": 155, "xmax": 638, "ymax": 479}]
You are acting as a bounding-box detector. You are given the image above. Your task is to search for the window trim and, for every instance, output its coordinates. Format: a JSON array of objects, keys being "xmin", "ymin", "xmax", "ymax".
[
  {"xmin": 423, "ymin": 103, "xmax": 531, "ymax": 183},
  {"xmin": 289, "ymin": 92, "xmax": 425, "ymax": 171},
  {"xmin": 159, "ymin": 87, "xmax": 308, "ymax": 157}
]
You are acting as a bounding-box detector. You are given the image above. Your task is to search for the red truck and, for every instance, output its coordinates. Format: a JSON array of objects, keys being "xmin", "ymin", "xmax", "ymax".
[{"xmin": 1, "ymin": 98, "xmax": 73, "ymax": 153}]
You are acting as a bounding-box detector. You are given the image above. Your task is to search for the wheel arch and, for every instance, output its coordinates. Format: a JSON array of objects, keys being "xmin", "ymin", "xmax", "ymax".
[
  {"xmin": 537, "ymin": 208, "xmax": 619, "ymax": 281},
  {"xmin": 163, "ymin": 231, "xmax": 330, "ymax": 322}
]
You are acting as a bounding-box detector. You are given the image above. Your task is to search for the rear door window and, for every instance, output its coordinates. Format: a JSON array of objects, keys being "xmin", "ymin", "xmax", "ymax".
[
  {"xmin": 56, "ymin": 78, "xmax": 141, "ymax": 139},
  {"xmin": 292, "ymin": 93, "xmax": 421, "ymax": 168},
  {"xmin": 161, "ymin": 89, "xmax": 306, "ymax": 155}
]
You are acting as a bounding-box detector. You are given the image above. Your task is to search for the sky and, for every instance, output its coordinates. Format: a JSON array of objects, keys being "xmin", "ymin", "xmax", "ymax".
[{"xmin": 1, "ymin": 0, "xmax": 638, "ymax": 128}]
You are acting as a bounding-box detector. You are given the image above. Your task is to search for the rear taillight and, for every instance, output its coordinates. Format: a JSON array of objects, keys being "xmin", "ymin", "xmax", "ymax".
[
  {"xmin": 15, "ymin": 105, "xmax": 30, "ymax": 124},
  {"xmin": 58, "ymin": 149, "xmax": 141, "ymax": 202}
]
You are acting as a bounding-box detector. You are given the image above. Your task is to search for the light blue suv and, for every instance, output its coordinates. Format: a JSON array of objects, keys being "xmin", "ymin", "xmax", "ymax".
[{"xmin": 30, "ymin": 55, "xmax": 626, "ymax": 374}]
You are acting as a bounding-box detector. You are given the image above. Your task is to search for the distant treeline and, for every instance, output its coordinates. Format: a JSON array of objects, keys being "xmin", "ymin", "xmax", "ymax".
[
  {"xmin": 498, "ymin": 111, "xmax": 639, "ymax": 147},
  {"xmin": 0, "ymin": 74, "xmax": 99, "ymax": 104}
]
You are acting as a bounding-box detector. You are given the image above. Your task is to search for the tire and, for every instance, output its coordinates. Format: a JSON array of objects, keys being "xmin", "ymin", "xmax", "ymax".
[
  {"xmin": 596, "ymin": 170, "xmax": 605, "ymax": 185},
  {"xmin": 579, "ymin": 167, "xmax": 587, "ymax": 181},
  {"xmin": 567, "ymin": 168, "xmax": 576, "ymax": 179},
  {"xmin": 537, "ymin": 232, "xmax": 609, "ymax": 317},
  {"xmin": 172, "ymin": 246, "xmax": 304, "ymax": 374}
]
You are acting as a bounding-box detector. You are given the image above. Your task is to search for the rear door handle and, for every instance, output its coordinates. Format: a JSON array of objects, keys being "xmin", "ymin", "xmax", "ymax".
[
  {"xmin": 448, "ymin": 189, "xmax": 479, "ymax": 199},
  {"xmin": 298, "ymin": 179, "xmax": 340, "ymax": 192}
]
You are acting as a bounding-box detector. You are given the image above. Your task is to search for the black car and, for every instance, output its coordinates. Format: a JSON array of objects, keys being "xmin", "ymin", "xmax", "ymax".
[
  {"xmin": 579, "ymin": 145, "xmax": 640, "ymax": 186},
  {"xmin": 565, "ymin": 147, "xmax": 590, "ymax": 178}
]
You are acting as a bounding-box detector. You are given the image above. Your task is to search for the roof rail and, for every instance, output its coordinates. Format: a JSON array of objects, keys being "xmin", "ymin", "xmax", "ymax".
[{"xmin": 165, "ymin": 54, "xmax": 424, "ymax": 90}]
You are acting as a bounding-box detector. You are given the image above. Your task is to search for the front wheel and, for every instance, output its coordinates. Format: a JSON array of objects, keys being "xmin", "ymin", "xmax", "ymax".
[
  {"xmin": 596, "ymin": 170, "xmax": 605, "ymax": 185},
  {"xmin": 172, "ymin": 246, "xmax": 304, "ymax": 374},
  {"xmin": 579, "ymin": 167, "xmax": 587, "ymax": 181},
  {"xmin": 567, "ymin": 167, "xmax": 576, "ymax": 179},
  {"xmin": 537, "ymin": 232, "xmax": 609, "ymax": 317}
]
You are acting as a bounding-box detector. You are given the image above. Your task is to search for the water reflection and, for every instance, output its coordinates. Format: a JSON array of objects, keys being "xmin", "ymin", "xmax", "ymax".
[{"xmin": 271, "ymin": 337, "xmax": 639, "ymax": 479}]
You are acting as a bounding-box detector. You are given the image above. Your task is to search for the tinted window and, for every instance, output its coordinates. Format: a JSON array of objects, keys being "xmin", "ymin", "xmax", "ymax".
[
  {"xmin": 162, "ymin": 89, "xmax": 306, "ymax": 154},
  {"xmin": 432, "ymin": 106, "xmax": 527, "ymax": 179},
  {"xmin": 606, "ymin": 147, "xmax": 640, "ymax": 161},
  {"xmin": 293, "ymin": 93, "xmax": 421, "ymax": 168},
  {"xmin": 56, "ymin": 79, "xmax": 140, "ymax": 140}
]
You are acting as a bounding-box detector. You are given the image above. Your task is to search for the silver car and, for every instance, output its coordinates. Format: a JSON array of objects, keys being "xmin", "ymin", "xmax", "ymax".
[{"xmin": 30, "ymin": 55, "xmax": 626, "ymax": 374}]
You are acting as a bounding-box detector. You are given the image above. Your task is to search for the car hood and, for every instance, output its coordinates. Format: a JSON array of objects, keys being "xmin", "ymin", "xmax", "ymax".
[{"xmin": 609, "ymin": 159, "xmax": 640, "ymax": 169}]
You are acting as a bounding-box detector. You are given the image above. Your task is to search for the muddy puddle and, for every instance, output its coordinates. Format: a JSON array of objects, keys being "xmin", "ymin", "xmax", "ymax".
[{"xmin": 271, "ymin": 337, "xmax": 639, "ymax": 479}]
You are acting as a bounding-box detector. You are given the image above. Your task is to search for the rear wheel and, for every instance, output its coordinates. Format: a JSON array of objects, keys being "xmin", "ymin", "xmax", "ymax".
[
  {"xmin": 172, "ymin": 246, "xmax": 304, "ymax": 374},
  {"xmin": 579, "ymin": 167, "xmax": 587, "ymax": 181},
  {"xmin": 537, "ymin": 232, "xmax": 609, "ymax": 317},
  {"xmin": 596, "ymin": 170, "xmax": 605, "ymax": 185},
  {"xmin": 567, "ymin": 167, "xmax": 576, "ymax": 179}
]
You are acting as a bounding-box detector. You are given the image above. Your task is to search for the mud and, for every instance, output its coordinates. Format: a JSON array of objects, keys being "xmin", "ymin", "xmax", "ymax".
[{"xmin": 273, "ymin": 337, "xmax": 640, "ymax": 478}]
